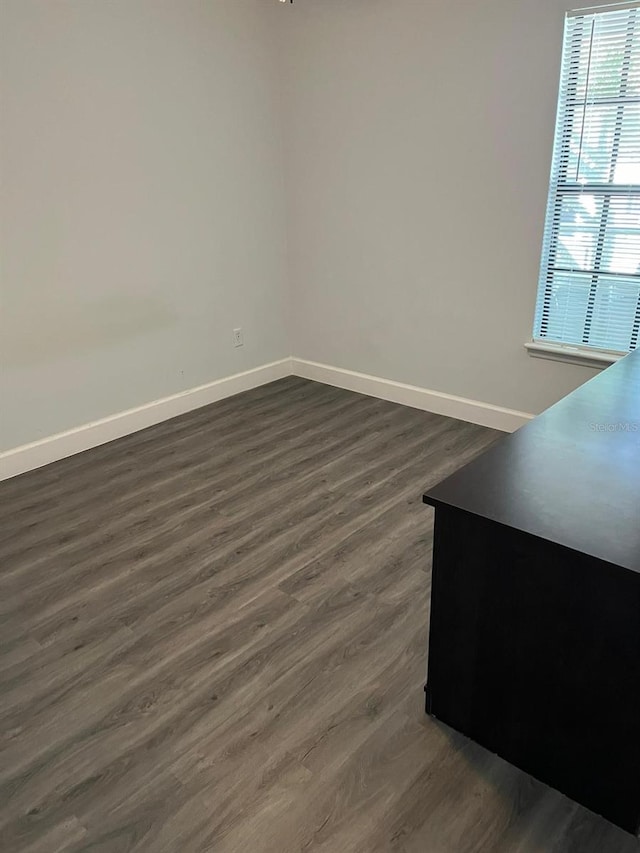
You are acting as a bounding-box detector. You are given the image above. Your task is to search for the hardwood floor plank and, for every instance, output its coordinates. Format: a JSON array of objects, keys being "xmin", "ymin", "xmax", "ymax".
[{"xmin": 1, "ymin": 378, "xmax": 635, "ymax": 853}]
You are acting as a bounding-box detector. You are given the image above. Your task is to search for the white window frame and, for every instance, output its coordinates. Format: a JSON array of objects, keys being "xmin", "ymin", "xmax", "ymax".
[{"xmin": 528, "ymin": 2, "xmax": 640, "ymax": 368}]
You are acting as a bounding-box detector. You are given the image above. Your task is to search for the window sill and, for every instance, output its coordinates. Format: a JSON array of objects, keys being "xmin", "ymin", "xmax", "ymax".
[{"xmin": 524, "ymin": 341, "xmax": 626, "ymax": 370}]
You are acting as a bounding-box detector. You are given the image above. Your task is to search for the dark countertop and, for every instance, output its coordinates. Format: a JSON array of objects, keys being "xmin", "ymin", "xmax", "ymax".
[{"xmin": 423, "ymin": 349, "xmax": 640, "ymax": 574}]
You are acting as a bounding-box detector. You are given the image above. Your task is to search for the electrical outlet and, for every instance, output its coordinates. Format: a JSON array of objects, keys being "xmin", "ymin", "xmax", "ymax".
[{"xmin": 233, "ymin": 327, "xmax": 244, "ymax": 348}]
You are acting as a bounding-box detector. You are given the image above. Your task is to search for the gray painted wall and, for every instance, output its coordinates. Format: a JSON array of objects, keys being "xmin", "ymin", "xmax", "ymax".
[
  {"xmin": 282, "ymin": 0, "xmax": 599, "ymax": 415},
  {"xmin": 0, "ymin": 0, "xmax": 290, "ymax": 451},
  {"xmin": 1, "ymin": 0, "xmax": 600, "ymax": 454}
]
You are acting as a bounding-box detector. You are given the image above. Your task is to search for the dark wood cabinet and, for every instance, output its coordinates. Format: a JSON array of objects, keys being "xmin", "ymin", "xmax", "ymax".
[{"xmin": 423, "ymin": 350, "xmax": 640, "ymax": 836}]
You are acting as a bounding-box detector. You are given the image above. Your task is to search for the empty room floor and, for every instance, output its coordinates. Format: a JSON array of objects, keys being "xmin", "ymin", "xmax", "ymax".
[{"xmin": 0, "ymin": 377, "xmax": 636, "ymax": 853}]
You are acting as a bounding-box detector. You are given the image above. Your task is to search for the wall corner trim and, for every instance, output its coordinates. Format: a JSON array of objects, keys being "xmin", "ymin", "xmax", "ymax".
[{"xmin": 1, "ymin": 356, "xmax": 534, "ymax": 481}]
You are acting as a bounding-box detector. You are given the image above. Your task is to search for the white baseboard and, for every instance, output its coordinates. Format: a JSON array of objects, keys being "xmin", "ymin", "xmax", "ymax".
[
  {"xmin": 291, "ymin": 358, "xmax": 533, "ymax": 433},
  {"xmin": 1, "ymin": 356, "xmax": 533, "ymax": 481},
  {"xmin": 0, "ymin": 359, "xmax": 292, "ymax": 481}
]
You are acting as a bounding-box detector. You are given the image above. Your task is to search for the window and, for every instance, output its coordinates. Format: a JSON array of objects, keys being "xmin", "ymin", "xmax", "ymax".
[{"xmin": 533, "ymin": 3, "xmax": 640, "ymax": 359}]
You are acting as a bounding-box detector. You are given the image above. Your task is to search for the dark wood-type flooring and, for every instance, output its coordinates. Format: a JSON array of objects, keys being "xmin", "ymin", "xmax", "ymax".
[{"xmin": 1, "ymin": 377, "xmax": 637, "ymax": 853}]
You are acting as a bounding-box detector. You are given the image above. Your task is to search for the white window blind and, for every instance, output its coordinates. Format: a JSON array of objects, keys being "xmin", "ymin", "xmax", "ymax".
[{"xmin": 534, "ymin": 3, "xmax": 640, "ymax": 355}]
